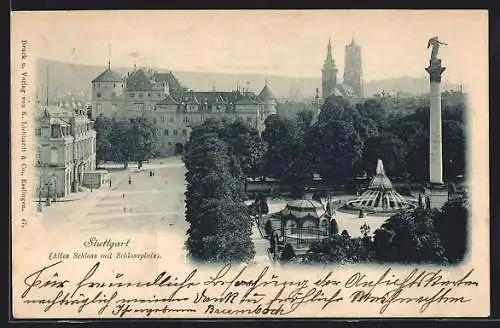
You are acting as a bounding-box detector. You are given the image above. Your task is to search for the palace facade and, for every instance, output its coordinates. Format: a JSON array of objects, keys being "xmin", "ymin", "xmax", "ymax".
[
  {"xmin": 35, "ymin": 105, "xmax": 97, "ymax": 199},
  {"xmin": 90, "ymin": 65, "xmax": 277, "ymax": 156}
]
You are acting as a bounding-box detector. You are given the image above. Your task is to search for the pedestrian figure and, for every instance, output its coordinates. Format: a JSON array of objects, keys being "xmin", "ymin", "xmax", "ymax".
[
  {"xmin": 109, "ymin": 179, "xmax": 112, "ymax": 188},
  {"xmin": 128, "ymin": 176, "xmax": 131, "ymax": 184},
  {"xmin": 149, "ymin": 171, "xmax": 152, "ymax": 177},
  {"xmin": 122, "ymin": 193, "xmax": 125, "ymax": 198}
]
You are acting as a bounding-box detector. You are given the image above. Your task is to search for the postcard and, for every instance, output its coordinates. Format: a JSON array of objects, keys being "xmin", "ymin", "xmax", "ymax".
[{"xmin": 10, "ymin": 10, "xmax": 489, "ymax": 318}]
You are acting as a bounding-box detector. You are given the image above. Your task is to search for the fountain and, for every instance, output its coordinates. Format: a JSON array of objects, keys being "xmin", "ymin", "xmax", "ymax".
[{"xmin": 344, "ymin": 159, "xmax": 416, "ymax": 214}]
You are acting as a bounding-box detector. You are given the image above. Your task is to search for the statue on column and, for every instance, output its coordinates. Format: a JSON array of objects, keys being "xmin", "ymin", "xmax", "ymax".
[{"xmin": 427, "ymin": 36, "xmax": 448, "ymax": 63}]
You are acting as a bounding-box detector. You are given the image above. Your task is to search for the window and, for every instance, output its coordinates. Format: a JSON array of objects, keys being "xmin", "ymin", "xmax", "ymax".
[
  {"xmin": 164, "ymin": 129, "xmax": 169, "ymax": 136},
  {"xmin": 169, "ymin": 116, "xmax": 174, "ymax": 123},
  {"xmin": 51, "ymin": 125, "xmax": 60, "ymax": 138},
  {"xmin": 147, "ymin": 93, "xmax": 151, "ymax": 97},
  {"xmin": 50, "ymin": 147, "xmax": 58, "ymax": 165},
  {"xmin": 138, "ymin": 93, "xmax": 143, "ymax": 98},
  {"xmin": 96, "ymin": 103, "xmax": 102, "ymax": 112},
  {"xmin": 184, "ymin": 116, "xmax": 189, "ymax": 123},
  {"xmin": 153, "ymin": 118, "xmax": 157, "ymax": 124},
  {"xmin": 112, "ymin": 92, "xmax": 116, "ymax": 98},
  {"xmin": 182, "ymin": 129, "xmax": 187, "ymax": 136},
  {"xmin": 36, "ymin": 147, "xmax": 41, "ymax": 164},
  {"xmin": 96, "ymin": 92, "xmax": 102, "ymax": 98},
  {"xmin": 161, "ymin": 116, "xmax": 165, "ymax": 123},
  {"xmin": 130, "ymin": 93, "xmax": 135, "ymax": 98},
  {"xmin": 111, "ymin": 104, "xmax": 117, "ymax": 112},
  {"xmin": 35, "ymin": 127, "xmax": 41, "ymax": 136},
  {"xmin": 173, "ymin": 129, "xmax": 178, "ymax": 135},
  {"xmin": 113, "ymin": 83, "xmax": 116, "ymax": 88}
]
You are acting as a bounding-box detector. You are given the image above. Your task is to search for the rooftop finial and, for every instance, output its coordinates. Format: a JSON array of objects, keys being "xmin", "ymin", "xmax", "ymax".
[
  {"xmin": 265, "ymin": 74, "xmax": 268, "ymax": 86},
  {"xmin": 107, "ymin": 43, "xmax": 111, "ymax": 69}
]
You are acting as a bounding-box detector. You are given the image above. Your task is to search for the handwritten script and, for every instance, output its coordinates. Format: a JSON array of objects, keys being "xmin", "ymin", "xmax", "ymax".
[{"xmin": 19, "ymin": 261, "xmax": 479, "ymax": 317}]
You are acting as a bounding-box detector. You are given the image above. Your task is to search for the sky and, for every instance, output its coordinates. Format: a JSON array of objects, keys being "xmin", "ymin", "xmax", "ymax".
[{"xmin": 13, "ymin": 10, "xmax": 487, "ymax": 83}]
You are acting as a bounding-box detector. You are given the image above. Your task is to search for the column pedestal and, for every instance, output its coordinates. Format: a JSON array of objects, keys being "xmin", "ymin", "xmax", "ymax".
[{"xmin": 423, "ymin": 183, "xmax": 449, "ymax": 210}]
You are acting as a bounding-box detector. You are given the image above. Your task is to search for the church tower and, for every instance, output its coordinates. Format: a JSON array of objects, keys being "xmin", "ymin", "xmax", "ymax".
[
  {"xmin": 321, "ymin": 38, "xmax": 338, "ymax": 99},
  {"xmin": 343, "ymin": 38, "xmax": 364, "ymax": 98}
]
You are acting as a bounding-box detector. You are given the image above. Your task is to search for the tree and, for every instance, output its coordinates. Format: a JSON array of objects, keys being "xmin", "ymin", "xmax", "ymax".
[
  {"xmin": 94, "ymin": 115, "xmax": 113, "ymax": 165},
  {"xmin": 108, "ymin": 119, "xmax": 132, "ymax": 167},
  {"xmin": 223, "ymin": 120, "xmax": 266, "ymax": 177},
  {"xmin": 280, "ymin": 243, "xmax": 296, "ymax": 262},
  {"xmin": 184, "ymin": 124, "xmax": 255, "ymax": 263},
  {"xmin": 373, "ymin": 208, "xmax": 447, "ymax": 264},
  {"xmin": 128, "ymin": 117, "xmax": 160, "ymax": 166},
  {"xmin": 442, "ymin": 120, "xmax": 466, "ymax": 180},
  {"xmin": 362, "ymin": 133, "xmax": 408, "ymax": 177},
  {"xmin": 434, "ymin": 197, "xmax": 468, "ymax": 263},
  {"xmin": 329, "ymin": 218, "xmax": 339, "ymax": 235},
  {"xmin": 358, "ymin": 98, "xmax": 389, "ymax": 128},
  {"xmin": 261, "ymin": 115, "xmax": 311, "ymax": 197},
  {"xmin": 310, "ymin": 120, "xmax": 363, "ymax": 183}
]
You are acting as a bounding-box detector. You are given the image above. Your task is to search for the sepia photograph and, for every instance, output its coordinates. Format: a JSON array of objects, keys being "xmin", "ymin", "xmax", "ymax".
[{"xmin": 10, "ymin": 10, "xmax": 489, "ymax": 319}]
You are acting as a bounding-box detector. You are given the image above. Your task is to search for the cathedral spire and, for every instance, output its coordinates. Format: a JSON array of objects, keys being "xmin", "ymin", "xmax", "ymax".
[{"xmin": 325, "ymin": 36, "xmax": 334, "ymax": 65}]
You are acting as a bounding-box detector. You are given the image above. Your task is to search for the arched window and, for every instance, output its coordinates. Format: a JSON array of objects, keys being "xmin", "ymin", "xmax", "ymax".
[{"xmin": 50, "ymin": 147, "xmax": 58, "ymax": 166}]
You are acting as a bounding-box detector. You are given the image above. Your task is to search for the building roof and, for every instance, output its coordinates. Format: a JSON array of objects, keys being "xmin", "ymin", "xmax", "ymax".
[
  {"xmin": 157, "ymin": 94, "xmax": 179, "ymax": 105},
  {"xmin": 258, "ymin": 84, "xmax": 276, "ymax": 100},
  {"xmin": 234, "ymin": 92, "xmax": 263, "ymax": 105},
  {"xmin": 282, "ymin": 199, "xmax": 326, "ymax": 220},
  {"xmin": 36, "ymin": 105, "xmax": 90, "ymax": 124},
  {"xmin": 125, "ymin": 69, "xmax": 153, "ymax": 91},
  {"xmin": 153, "ymin": 72, "xmax": 183, "ymax": 92},
  {"xmin": 92, "ymin": 68, "xmax": 124, "ymax": 83}
]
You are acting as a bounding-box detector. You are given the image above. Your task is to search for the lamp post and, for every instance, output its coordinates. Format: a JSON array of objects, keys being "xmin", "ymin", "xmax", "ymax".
[{"xmin": 51, "ymin": 174, "xmax": 57, "ymax": 202}]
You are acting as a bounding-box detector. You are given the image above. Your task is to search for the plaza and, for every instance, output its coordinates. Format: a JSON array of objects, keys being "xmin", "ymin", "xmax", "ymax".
[
  {"xmin": 37, "ymin": 156, "xmax": 274, "ymax": 264},
  {"xmin": 37, "ymin": 156, "xmax": 401, "ymax": 264}
]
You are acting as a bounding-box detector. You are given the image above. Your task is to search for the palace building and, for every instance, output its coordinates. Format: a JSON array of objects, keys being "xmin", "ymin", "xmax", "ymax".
[
  {"xmin": 35, "ymin": 105, "xmax": 97, "ymax": 199},
  {"xmin": 90, "ymin": 64, "xmax": 277, "ymax": 156}
]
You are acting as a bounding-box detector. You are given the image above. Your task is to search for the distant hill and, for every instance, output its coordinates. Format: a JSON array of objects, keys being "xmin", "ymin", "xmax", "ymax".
[{"xmin": 35, "ymin": 58, "xmax": 461, "ymax": 102}]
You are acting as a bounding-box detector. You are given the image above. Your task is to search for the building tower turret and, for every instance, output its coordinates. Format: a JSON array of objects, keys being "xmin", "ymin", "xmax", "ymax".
[
  {"xmin": 321, "ymin": 37, "xmax": 338, "ymax": 99},
  {"xmin": 343, "ymin": 38, "xmax": 364, "ymax": 98},
  {"xmin": 90, "ymin": 49, "xmax": 124, "ymax": 118},
  {"xmin": 259, "ymin": 79, "xmax": 277, "ymax": 116}
]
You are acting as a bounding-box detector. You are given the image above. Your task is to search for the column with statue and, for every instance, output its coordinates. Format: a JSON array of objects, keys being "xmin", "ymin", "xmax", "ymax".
[{"xmin": 423, "ymin": 36, "xmax": 450, "ymax": 209}]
